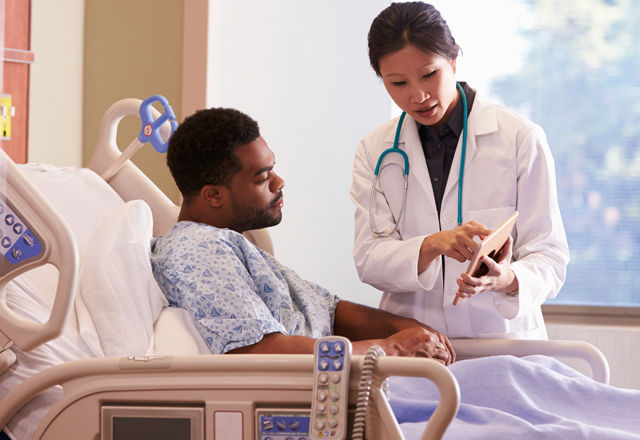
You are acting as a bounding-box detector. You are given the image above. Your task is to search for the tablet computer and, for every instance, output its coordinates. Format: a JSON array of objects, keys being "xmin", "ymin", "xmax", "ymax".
[{"xmin": 453, "ymin": 211, "xmax": 518, "ymax": 306}]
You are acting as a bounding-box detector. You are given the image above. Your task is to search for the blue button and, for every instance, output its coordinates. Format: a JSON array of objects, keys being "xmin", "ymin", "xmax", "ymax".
[
  {"xmin": 11, "ymin": 248, "xmax": 22, "ymax": 260},
  {"xmin": 2, "ymin": 237, "xmax": 11, "ymax": 248},
  {"xmin": 5, "ymin": 214, "xmax": 14, "ymax": 226},
  {"xmin": 13, "ymin": 223, "xmax": 23, "ymax": 234}
]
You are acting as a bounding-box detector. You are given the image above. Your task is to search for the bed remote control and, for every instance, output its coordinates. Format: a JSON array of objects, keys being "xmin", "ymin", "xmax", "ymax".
[{"xmin": 310, "ymin": 336, "xmax": 351, "ymax": 440}]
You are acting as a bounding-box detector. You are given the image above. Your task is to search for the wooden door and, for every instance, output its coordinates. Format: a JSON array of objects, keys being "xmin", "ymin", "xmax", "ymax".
[{"xmin": 1, "ymin": 0, "xmax": 32, "ymax": 164}]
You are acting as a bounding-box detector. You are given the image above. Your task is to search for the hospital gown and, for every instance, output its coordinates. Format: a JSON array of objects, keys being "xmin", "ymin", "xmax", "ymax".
[{"xmin": 150, "ymin": 221, "xmax": 340, "ymax": 354}]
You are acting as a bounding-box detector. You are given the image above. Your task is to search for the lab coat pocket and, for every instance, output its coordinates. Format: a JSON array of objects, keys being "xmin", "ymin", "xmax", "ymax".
[{"xmin": 467, "ymin": 206, "xmax": 516, "ymax": 231}]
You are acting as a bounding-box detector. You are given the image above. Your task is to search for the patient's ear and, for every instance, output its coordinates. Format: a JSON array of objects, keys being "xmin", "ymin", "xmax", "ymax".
[{"xmin": 201, "ymin": 185, "xmax": 227, "ymax": 208}]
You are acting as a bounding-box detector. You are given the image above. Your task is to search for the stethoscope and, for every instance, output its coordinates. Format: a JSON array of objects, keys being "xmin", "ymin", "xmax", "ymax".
[{"xmin": 369, "ymin": 82, "xmax": 468, "ymax": 239}]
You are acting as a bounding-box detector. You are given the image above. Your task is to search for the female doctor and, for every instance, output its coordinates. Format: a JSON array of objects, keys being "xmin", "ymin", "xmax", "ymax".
[{"xmin": 350, "ymin": 2, "xmax": 570, "ymax": 339}]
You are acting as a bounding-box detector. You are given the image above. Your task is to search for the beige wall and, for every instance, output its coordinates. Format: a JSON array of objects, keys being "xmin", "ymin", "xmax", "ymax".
[
  {"xmin": 83, "ymin": 0, "xmax": 183, "ymax": 204},
  {"xmin": 29, "ymin": 0, "xmax": 84, "ymax": 167}
]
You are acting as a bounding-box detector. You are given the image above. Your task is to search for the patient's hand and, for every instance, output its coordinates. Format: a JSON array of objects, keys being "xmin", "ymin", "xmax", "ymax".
[{"xmin": 380, "ymin": 327, "xmax": 453, "ymax": 365}]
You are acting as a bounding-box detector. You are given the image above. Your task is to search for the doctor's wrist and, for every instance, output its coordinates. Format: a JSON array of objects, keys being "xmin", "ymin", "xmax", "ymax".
[{"xmin": 501, "ymin": 270, "xmax": 519, "ymax": 296}]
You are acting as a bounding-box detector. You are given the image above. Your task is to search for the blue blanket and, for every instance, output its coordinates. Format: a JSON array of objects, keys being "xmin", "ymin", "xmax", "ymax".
[{"xmin": 389, "ymin": 355, "xmax": 640, "ymax": 439}]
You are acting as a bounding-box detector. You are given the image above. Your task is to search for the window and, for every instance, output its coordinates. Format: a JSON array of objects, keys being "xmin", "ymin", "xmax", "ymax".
[{"xmin": 426, "ymin": 0, "xmax": 640, "ymax": 307}]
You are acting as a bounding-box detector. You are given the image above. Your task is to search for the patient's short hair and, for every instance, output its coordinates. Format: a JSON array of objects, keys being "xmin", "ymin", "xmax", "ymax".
[{"xmin": 167, "ymin": 108, "xmax": 260, "ymax": 204}]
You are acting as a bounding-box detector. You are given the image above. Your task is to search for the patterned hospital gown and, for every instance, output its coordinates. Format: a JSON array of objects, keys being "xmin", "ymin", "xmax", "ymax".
[{"xmin": 150, "ymin": 222, "xmax": 340, "ymax": 354}]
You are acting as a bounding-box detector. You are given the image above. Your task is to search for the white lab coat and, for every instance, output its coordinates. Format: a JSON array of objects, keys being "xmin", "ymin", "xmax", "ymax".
[{"xmin": 350, "ymin": 92, "xmax": 569, "ymax": 339}]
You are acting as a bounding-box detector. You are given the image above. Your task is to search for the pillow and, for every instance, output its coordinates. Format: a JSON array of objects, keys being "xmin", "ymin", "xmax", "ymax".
[{"xmin": 77, "ymin": 200, "xmax": 168, "ymax": 357}]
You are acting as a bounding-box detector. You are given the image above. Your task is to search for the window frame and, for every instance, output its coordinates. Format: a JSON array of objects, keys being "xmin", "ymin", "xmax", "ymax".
[{"xmin": 542, "ymin": 304, "xmax": 640, "ymax": 327}]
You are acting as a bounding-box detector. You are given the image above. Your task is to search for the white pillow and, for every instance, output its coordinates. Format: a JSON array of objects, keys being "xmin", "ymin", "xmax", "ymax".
[{"xmin": 78, "ymin": 200, "xmax": 168, "ymax": 357}]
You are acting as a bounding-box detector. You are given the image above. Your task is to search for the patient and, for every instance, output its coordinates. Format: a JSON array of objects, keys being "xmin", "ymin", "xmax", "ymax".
[{"xmin": 150, "ymin": 108, "xmax": 454, "ymax": 364}]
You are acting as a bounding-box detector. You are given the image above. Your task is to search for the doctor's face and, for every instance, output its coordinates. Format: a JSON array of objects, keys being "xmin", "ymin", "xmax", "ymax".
[
  {"xmin": 226, "ymin": 137, "xmax": 285, "ymax": 232},
  {"xmin": 379, "ymin": 44, "xmax": 458, "ymax": 130}
]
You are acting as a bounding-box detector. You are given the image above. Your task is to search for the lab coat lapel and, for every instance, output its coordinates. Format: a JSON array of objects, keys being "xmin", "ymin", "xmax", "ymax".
[
  {"xmin": 443, "ymin": 93, "xmax": 498, "ymax": 207},
  {"xmin": 385, "ymin": 115, "xmax": 438, "ymax": 215}
]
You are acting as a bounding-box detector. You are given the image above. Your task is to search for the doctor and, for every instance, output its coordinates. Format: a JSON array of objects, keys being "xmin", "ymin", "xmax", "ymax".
[{"xmin": 350, "ymin": 2, "xmax": 570, "ymax": 339}]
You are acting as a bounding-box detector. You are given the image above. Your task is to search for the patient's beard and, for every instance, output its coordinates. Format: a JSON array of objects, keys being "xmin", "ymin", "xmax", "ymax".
[{"xmin": 228, "ymin": 192, "xmax": 283, "ymax": 233}]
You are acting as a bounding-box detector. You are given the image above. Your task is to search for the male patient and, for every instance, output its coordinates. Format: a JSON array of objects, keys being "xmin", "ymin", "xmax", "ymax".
[{"xmin": 150, "ymin": 108, "xmax": 454, "ymax": 364}]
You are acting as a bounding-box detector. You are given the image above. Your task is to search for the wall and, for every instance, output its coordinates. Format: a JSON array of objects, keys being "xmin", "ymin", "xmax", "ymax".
[
  {"xmin": 28, "ymin": 0, "xmax": 84, "ymax": 166},
  {"xmin": 83, "ymin": 0, "xmax": 183, "ymax": 204},
  {"xmin": 189, "ymin": 0, "xmax": 391, "ymax": 308},
  {"xmin": 547, "ymin": 323, "xmax": 640, "ymax": 390}
]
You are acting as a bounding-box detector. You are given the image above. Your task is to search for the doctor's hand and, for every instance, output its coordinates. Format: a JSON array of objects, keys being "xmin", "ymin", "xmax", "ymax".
[
  {"xmin": 454, "ymin": 236, "xmax": 519, "ymax": 301},
  {"xmin": 418, "ymin": 221, "xmax": 492, "ymax": 273}
]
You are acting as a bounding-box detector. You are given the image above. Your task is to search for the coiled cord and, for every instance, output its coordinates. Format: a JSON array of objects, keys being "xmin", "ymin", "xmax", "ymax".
[{"xmin": 351, "ymin": 346, "xmax": 387, "ymax": 440}]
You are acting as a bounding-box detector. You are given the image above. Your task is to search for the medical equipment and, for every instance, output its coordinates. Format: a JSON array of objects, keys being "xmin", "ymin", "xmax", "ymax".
[
  {"xmin": 100, "ymin": 95, "xmax": 177, "ymax": 182},
  {"xmin": 0, "ymin": 97, "xmax": 616, "ymax": 440},
  {"xmin": 310, "ymin": 336, "xmax": 352, "ymax": 439},
  {"xmin": 369, "ymin": 83, "xmax": 468, "ymax": 238}
]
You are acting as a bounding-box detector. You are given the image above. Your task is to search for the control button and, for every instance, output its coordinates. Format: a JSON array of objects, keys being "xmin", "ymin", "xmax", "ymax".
[
  {"xmin": 23, "ymin": 233, "xmax": 35, "ymax": 246},
  {"xmin": 317, "ymin": 404, "xmax": 326, "ymax": 413},
  {"xmin": 333, "ymin": 361, "xmax": 342, "ymax": 370},
  {"xmin": 13, "ymin": 223, "xmax": 22, "ymax": 234},
  {"xmin": 317, "ymin": 392, "xmax": 327, "ymax": 402},
  {"xmin": 332, "ymin": 374, "xmax": 341, "ymax": 384},
  {"xmin": 333, "ymin": 342, "xmax": 343, "ymax": 353},
  {"xmin": 330, "ymin": 392, "xmax": 340, "ymax": 402},
  {"xmin": 11, "ymin": 248, "xmax": 21, "ymax": 260},
  {"xmin": 320, "ymin": 343, "xmax": 330, "ymax": 353},
  {"xmin": 1, "ymin": 237, "xmax": 11, "ymax": 248},
  {"xmin": 319, "ymin": 373, "xmax": 329, "ymax": 384},
  {"xmin": 320, "ymin": 361, "xmax": 329, "ymax": 371},
  {"xmin": 5, "ymin": 214, "xmax": 14, "ymax": 226},
  {"xmin": 329, "ymin": 419, "xmax": 339, "ymax": 429},
  {"xmin": 330, "ymin": 405, "xmax": 339, "ymax": 415},
  {"xmin": 263, "ymin": 420, "xmax": 274, "ymax": 430},
  {"xmin": 444, "ymin": 214, "xmax": 453, "ymax": 223},
  {"xmin": 289, "ymin": 421, "xmax": 300, "ymax": 431},
  {"xmin": 315, "ymin": 420, "xmax": 325, "ymax": 430},
  {"xmin": 276, "ymin": 420, "xmax": 286, "ymax": 431}
]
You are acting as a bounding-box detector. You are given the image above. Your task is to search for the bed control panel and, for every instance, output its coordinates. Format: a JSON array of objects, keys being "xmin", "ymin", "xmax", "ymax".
[
  {"xmin": 310, "ymin": 336, "xmax": 351, "ymax": 440},
  {"xmin": 256, "ymin": 409, "xmax": 311, "ymax": 440},
  {"xmin": 0, "ymin": 199, "xmax": 44, "ymax": 276}
]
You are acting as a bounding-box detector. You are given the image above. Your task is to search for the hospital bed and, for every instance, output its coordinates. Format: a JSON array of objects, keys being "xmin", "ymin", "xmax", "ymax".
[{"xmin": 0, "ymin": 97, "xmax": 621, "ymax": 440}]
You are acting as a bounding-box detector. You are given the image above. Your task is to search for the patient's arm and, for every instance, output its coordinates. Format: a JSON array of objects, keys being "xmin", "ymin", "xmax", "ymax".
[
  {"xmin": 228, "ymin": 301, "xmax": 454, "ymax": 365},
  {"xmin": 334, "ymin": 300, "xmax": 455, "ymax": 365}
]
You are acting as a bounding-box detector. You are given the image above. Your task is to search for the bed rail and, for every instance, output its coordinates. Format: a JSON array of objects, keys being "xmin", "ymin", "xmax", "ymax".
[
  {"xmin": 451, "ymin": 338, "xmax": 610, "ymax": 384},
  {"xmin": 0, "ymin": 150, "xmax": 78, "ymax": 356},
  {"xmin": 0, "ymin": 354, "xmax": 458, "ymax": 440}
]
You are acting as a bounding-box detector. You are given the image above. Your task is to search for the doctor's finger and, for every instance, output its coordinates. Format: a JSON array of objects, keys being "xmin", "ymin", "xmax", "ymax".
[
  {"xmin": 481, "ymin": 255, "xmax": 503, "ymax": 276},
  {"xmin": 460, "ymin": 272, "xmax": 482, "ymax": 286},
  {"xmin": 494, "ymin": 236, "xmax": 514, "ymax": 263},
  {"xmin": 463, "ymin": 222, "xmax": 492, "ymax": 237}
]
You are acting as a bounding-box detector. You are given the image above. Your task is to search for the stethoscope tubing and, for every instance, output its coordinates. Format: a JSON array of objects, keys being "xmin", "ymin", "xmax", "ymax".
[{"xmin": 370, "ymin": 82, "xmax": 468, "ymax": 237}]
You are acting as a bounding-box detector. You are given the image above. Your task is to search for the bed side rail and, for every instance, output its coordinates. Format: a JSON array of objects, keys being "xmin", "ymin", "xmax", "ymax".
[
  {"xmin": 451, "ymin": 338, "xmax": 610, "ymax": 384},
  {"xmin": 0, "ymin": 150, "xmax": 78, "ymax": 356},
  {"xmin": 0, "ymin": 354, "xmax": 459, "ymax": 440}
]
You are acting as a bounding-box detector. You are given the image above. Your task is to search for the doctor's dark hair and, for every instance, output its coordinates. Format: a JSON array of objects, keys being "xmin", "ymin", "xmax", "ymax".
[
  {"xmin": 166, "ymin": 107, "xmax": 260, "ymax": 205},
  {"xmin": 368, "ymin": 2, "xmax": 460, "ymax": 76}
]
